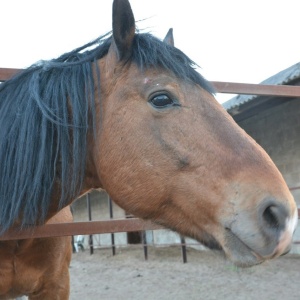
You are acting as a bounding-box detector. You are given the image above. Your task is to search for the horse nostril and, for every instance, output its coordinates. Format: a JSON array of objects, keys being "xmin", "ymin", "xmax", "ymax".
[
  {"xmin": 263, "ymin": 206, "xmax": 279, "ymax": 228},
  {"xmin": 261, "ymin": 202, "xmax": 287, "ymax": 231}
]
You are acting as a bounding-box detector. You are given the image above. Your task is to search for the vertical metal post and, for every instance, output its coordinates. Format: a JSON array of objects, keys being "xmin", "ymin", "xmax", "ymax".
[
  {"xmin": 108, "ymin": 197, "xmax": 116, "ymax": 256},
  {"xmin": 180, "ymin": 235, "xmax": 187, "ymax": 263},
  {"xmin": 87, "ymin": 193, "xmax": 94, "ymax": 255},
  {"xmin": 71, "ymin": 235, "xmax": 76, "ymax": 253},
  {"xmin": 142, "ymin": 231, "xmax": 148, "ymax": 260}
]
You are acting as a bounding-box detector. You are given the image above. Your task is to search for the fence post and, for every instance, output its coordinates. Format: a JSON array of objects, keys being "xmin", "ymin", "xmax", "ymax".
[
  {"xmin": 180, "ymin": 236, "xmax": 187, "ymax": 263},
  {"xmin": 87, "ymin": 193, "xmax": 94, "ymax": 255},
  {"xmin": 142, "ymin": 231, "xmax": 148, "ymax": 260},
  {"xmin": 108, "ymin": 197, "xmax": 116, "ymax": 256}
]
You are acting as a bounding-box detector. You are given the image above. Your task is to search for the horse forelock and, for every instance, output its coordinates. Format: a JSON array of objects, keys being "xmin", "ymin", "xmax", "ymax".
[
  {"xmin": 131, "ymin": 33, "xmax": 215, "ymax": 95},
  {"xmin": 0, "ymin": 30, "xmax": 213, "ymax": 233}
]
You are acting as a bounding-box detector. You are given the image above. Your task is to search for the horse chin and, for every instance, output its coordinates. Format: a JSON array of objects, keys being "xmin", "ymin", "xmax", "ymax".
[
  {"xmin": 197, "ymin": 229, "xmax": 265, "ymax": 267},
  {"xmin": 220, "ymin": 229, "xmax": 265, "ymax": 267}
]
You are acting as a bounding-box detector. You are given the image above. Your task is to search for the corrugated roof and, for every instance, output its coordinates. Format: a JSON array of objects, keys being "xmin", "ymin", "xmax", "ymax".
[{"xmin": 223, "ymin": 62, "xmax": 300, "ymax": 111}]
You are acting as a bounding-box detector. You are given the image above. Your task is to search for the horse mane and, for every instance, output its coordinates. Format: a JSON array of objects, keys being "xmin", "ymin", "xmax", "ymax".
[
  {"xmin": 0, "ymin": 31, "xmax": 214, "ymax": 233},
  {"xmin": 132, "ymin": 33, "xmax": 214, "ymax": 94}
]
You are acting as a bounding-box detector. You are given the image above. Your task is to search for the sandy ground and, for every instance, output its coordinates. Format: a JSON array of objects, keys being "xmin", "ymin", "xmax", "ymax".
[{"xmin": 70, "ymin": 246, "xmax": 300, "ymax": 300}]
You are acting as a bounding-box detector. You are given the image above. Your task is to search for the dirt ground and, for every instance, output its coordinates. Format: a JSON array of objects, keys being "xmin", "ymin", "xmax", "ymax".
[{"xmin": 70, "ymin": 246, "xmax": 300, "ymax": 300}]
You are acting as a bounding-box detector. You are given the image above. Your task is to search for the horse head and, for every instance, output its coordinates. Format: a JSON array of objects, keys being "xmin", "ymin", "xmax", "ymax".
[{"xmin": 89, "ymin": 0, "xmax": 297, "ymax": 267}]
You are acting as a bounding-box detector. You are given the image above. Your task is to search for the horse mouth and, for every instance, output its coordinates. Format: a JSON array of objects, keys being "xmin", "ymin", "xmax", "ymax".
[
  {"xmin": 221, "ymin": 228, "xmax": 265, "ymax": 267},
  {"xmin": 198, "ymin": 228, "xmax": 265, "ymax": 267}
]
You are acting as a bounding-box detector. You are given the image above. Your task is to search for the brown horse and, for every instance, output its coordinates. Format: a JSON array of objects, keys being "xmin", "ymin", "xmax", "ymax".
[{"xmin": 0, "ymin": 0, "xmax": 297, "ymax": 299}]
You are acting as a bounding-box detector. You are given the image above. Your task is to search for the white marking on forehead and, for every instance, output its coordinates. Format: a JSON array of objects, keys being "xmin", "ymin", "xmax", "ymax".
[{"xmin": 143, "ymin": 77, "xmax": 161, "ymax": 86}]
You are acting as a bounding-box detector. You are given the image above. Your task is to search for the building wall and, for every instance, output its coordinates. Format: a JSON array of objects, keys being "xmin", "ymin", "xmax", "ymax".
[
  {"xmin": 237, "ymin": 98, "xmax": 300, "ymax": 251},
  {"xmin": 237, "ymin": 98, "xmax": 300, "ymax": 204}
]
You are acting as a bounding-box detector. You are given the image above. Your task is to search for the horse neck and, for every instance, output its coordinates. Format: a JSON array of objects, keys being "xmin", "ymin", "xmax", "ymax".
[{"xmin": 46, "ymin": 140, "xmax": 101, "ymax": 220}]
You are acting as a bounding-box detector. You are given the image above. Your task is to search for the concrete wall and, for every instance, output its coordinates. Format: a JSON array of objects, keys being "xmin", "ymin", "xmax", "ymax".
[
  {"xmin": 238, "ymin": 98, "xmax": 300, "ymax": 204},
  {"xmin": 237, "ymin": 98, "xmax": 300, "ymax": 252}
]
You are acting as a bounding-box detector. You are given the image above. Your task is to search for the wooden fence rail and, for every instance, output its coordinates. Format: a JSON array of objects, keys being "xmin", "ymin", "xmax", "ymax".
[
  {"xmin": 0, "ymin": 218, "xmax": 164, "ymax": 241},
  {"xmin": 1, "ymin": 67, "xmax": 300, "ymax": 97},
  {"xmin": 1, "ymin": 208, "xmax": 299, "ymax": 241}
]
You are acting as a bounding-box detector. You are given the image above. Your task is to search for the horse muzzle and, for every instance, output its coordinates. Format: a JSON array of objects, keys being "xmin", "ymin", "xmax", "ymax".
[{"xmin": 221, "ymin": 198, "xmax": 298, "ymax": 267}]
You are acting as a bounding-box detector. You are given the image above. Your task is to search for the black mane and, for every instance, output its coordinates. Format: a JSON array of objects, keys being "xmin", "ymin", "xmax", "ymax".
[{"xmin": 0, "ymin": 31, "xmax": 214, "ymax": 233}]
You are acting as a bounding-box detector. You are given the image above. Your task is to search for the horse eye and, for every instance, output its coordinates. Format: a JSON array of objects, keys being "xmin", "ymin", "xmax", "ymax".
[{"xmin": 149, "ymin": 94, "xmax": 174, "ymax": 108}]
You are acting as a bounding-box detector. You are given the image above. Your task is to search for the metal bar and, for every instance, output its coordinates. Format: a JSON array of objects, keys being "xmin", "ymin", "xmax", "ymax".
[
  {"xmin": 180, "ymin": 236, "xmax": 187, "ymax": 263},
  {"xmin": 1, "ymin": 68, "xmax": 300, "ymax": 98},
  {"xmin": 71, "ymin": 235, "xmax": 76, "ymax": 253},
  {"xmin": 108, "ymin": 197, "xmax": 116, "ymax": 256},
  {"xmin": 142, "ymin": 231, "xmax": 148, "ymax": 261},
  {"xmin": 86, "ymin": 194, "xmax": 94, "ymax": 255},
  {"xmin": 0, "ymin": 219, "xmax": 164, "ymax": 241}
]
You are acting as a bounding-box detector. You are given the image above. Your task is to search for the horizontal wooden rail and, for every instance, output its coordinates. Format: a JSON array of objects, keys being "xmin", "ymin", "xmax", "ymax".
[
  {"xmin": 0, "ymin": 208, "xmax": 299, "ymax": 241},
  {"xmin": 1, "ymin": 68, "xmax": 300, "ymax": 97},
  {"xmin": 212, "ymin": 81, "xmax": 300, "ymax": 97},
  {"xmin": 289, "ymin": 186, "xmax": 300, "ymax": 191},
  {"xmin": 0, "ymin": 68, "xmax": 20, "ymax": 81},
  {"xmin": 0, "ymin": 218, "xmax": 164, "ymax": 241}
]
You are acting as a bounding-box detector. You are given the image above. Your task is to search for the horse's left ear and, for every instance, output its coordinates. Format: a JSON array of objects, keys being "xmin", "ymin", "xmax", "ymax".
[
  {"xmin": 112, "ymin": 0, "xmax": 135, "ymax": 61},
  {"xmin": 163, "ymin": 28, "xmax": 174, "ymax": 46}
]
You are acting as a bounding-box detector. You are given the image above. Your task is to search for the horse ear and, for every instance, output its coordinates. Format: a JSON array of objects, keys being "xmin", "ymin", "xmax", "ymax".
[
  {"xmin": 112, "ymin": 0, "xmax": 136, "ymax": 61},
  {"xmin": 163, "ymin": 28, "xmax": 174, "ymax": 46}
]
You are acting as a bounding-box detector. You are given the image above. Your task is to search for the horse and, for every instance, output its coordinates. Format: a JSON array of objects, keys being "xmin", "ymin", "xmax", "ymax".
[{"xmin": 0, "ymin": 0, "xmax": 297, "ymax": 299}]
